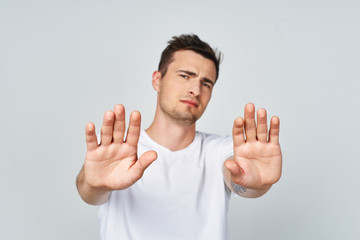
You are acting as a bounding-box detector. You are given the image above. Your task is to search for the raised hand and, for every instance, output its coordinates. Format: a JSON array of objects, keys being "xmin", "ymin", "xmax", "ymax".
[
  {"xmin": 224, "ymin": 103, "xmax": 282, "ymax": 194},
  {"xmin": 78, "ymin": 104, "xmax": 157, "ymax": 204}
]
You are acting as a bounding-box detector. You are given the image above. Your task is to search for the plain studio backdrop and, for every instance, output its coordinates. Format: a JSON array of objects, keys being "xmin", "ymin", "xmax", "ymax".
[{"xmin": 0, "ymin": 0, "xmax": 359, "ymax": 239}]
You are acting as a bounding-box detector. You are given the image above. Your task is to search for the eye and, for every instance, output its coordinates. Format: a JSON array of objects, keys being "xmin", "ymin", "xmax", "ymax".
[
  {"xmin": 201, "ymin": 82, "xmax": 211, "ymax": 89},
  {"xmin": 180, "ymin": 74, "xmax": 189, "ymax": 79}
]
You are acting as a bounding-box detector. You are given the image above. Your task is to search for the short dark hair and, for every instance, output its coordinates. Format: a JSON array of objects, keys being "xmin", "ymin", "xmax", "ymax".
[{"xmin": 158, "ymin": 34, "xmax": 222, "ymax": 81}]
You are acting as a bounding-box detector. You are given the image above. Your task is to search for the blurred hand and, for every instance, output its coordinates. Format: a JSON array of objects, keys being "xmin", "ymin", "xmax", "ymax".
[
  {"xmin": 84, "ymin": 104, "xmax": 157, "ymax": 192},
  {"xmin": 225, "ymin": 103, "xmax": 282, "ymax": 191}
]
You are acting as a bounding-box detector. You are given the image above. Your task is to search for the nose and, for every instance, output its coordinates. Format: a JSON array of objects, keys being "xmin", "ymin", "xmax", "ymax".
[{"xmin": 188, "ymin": 80, "xmax": 201, "ymax": 97}]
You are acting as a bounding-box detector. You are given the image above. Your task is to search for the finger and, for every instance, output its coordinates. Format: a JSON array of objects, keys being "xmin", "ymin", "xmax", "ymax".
[
  {"xmin": 100, "ymin": 111, "xmax": 115, "ymax": 146},
  {"xmin": 113, "ymin": 104, "xmax": 126, "ymax": 144},
  {"xmin": 244, "ymin": 103, "xmax": 256, "ymax": 142},
  {"xmin": 232, "ymin": 117, "xmax": 245, "ymax": 147},
  {"xmin": 125, "ymin": 111, "xmax": 141, "ymax": 146},
  {"xmin": 269, "ymin": 116, "xmax": 280, "ymax": 144},
  {"xmin": 224, "ymin": 159, "xmax": 244, "ymax": 184},
  {"xmin": 85, "ymin": 122, "xmax": 98, "ymax": 151},
  {"xmin": 256, "ymin": 108, "xmax": 268, "ymax": 143},
  {"xmin": 129, "ymin": 150, "xmax": 157, "ymax": 179}
]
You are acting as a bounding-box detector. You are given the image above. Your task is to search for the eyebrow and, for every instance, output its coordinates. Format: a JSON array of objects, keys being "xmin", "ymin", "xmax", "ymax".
[{"xmin": 176, "ymin": 70, "xmax": 215, "ymax": 86}]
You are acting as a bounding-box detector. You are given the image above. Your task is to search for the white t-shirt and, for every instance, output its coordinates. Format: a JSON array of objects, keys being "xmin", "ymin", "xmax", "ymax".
[{"xmin": 98, "ymin": 130, "xmax": 234, "ymax": 240}]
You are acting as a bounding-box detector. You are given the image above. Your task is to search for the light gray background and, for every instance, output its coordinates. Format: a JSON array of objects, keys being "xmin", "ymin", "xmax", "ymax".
[{"xmin": 1, "ymin": 0, "xmax": 359, "ymax": 239}]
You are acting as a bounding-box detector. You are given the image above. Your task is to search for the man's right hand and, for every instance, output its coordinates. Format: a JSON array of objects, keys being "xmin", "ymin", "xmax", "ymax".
[{"xmin": 77, "ymin": 104, "xmax": 157, "ymax": 205}]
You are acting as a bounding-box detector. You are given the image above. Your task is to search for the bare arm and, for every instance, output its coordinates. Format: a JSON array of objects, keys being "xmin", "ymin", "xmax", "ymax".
[
  {"xmin": 223, "ymin": 103, "xmax": 282, "ymax": 198},
  {"xmin": 76, "ymin": 104, "xmax": 157, "ymax": 205}
]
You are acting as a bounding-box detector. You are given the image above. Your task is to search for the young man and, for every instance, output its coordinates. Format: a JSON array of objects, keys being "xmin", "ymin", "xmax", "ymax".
[{"xmin": 76, "ymin": 34, "xmax": 282, "ymax": 239}]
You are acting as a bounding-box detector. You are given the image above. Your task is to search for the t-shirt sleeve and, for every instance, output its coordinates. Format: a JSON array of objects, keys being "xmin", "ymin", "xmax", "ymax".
[
  {"xmin": 217, "ymin": 135, "xmax": 234, "ymax": 194},
  {"xmin": 218, "ymin": 135, "xmax": 234, "ymax": 163}
]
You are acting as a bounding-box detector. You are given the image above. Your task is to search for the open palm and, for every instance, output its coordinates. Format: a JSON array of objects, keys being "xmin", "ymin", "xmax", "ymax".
[
  {"xmin": 84, "ymin": 104, "xmax": 157, "ymax": 191},
  {"xmin": 225, "ymin": 103, "xmax": 282, "ymax": 190}
]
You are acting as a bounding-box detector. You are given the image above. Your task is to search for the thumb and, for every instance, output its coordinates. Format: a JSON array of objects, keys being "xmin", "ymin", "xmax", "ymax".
[
  {"xmin": 130, "ymin": 150, "xmax": 157, "ymax": 180},
  {"xmin": 224, "ymin": 159, "xmax": 244, "ymax": 184}
]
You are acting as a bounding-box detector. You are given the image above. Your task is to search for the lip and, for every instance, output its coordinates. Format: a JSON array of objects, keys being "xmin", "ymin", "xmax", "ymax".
[{"xmin": 180, "ymin": 99, "xmax": 199, "ymax": 107}]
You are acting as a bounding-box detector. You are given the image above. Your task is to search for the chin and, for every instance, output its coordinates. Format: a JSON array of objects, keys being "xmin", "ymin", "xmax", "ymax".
[
  {"xmin": 160, "ymin": 102, "xmax": 204, "ymax": 126},
  {"xmin": 170, "ymin": 111, "xmax": 200, "ymax": 126}
]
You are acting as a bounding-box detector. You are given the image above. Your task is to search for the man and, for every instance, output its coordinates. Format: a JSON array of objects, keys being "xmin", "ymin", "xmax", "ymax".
[{"xmin": 76, "ymin": 34, "xmax": 282, "ymax": 239}]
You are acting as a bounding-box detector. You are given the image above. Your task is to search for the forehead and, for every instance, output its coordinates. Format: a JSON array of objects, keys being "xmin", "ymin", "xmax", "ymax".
[{"xmin": 169, "ymin": 50, "xmax": 217, "ymax": 81}]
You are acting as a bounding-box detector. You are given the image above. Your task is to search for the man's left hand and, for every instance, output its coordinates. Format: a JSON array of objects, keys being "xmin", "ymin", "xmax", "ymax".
[{"xmin": 224, "ymin": 103, "xmax": 282, "ymax": 195}]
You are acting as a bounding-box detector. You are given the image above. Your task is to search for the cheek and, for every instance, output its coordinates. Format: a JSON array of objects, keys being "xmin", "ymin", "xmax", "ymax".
[
  {"xmin": 201, "ymin": 91, "xmax": 212, "ymax": 103},
  {"xmin": 160, "ymin": 83, "xmax": 180, "ymax": 102},
  {"xmin": 161, "ymin": 79, "xmax": 180, "ymax": 92}
]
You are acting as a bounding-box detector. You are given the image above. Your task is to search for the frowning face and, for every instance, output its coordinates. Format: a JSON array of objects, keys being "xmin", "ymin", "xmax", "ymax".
[{"xmin": 153, "ymin": 50, "xmax": 217, "ymax": 126}]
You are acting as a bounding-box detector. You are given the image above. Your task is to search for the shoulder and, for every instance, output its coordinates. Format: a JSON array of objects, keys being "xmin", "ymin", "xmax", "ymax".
[
  {"xmin": 196, "ymin": 131, "xmax": 234, "ymax": 166},
  {"xmin": 196, "ymin": 131, "xmax": 233, "ymax": 155},
  {"xmin": 196, "ymin": 131, "xmax": 232, "ymax": 144}
]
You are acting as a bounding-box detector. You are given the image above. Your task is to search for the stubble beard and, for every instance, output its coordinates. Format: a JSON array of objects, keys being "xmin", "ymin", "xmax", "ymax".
[{"xmin": 159, "ymin": 98, "xmax": 200, "ymax": 127}]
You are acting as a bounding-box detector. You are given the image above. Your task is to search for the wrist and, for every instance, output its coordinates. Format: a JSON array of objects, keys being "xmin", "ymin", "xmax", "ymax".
[
  {"xmin": 77, "ymin": 169, "xmax": 111, "ymax": 205},
  {"xmin": 232, "ymin": 182, "xmax": 272, "ymax": 198}
]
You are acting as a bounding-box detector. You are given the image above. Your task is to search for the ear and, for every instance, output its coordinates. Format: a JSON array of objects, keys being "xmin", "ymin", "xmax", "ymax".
[{"xmin": 152, "ymin": 71, "xmax": 161, "ymax": 92}]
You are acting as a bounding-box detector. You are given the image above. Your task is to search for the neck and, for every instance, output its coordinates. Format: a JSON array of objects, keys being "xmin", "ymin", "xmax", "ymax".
[{"xmin": 146, "ymin": 106, "xmax": 196, "ymax": 151}]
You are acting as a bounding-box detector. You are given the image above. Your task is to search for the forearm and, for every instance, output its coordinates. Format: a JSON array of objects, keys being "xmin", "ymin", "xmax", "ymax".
[{"xmin": 76, "ymin": 166, "xmax": 111, "ymax": 205}]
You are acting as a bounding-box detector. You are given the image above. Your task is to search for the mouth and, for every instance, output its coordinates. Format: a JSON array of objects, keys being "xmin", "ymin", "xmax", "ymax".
[{"xmin": 180, "ymin": 99, "xmax": 199, "ymax": 108}]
